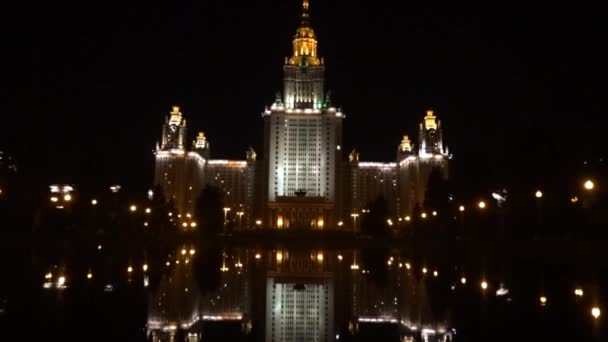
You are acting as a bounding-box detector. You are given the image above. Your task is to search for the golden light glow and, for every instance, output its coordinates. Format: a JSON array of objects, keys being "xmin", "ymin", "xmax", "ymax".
[
  {"xmin": 422, "ymin": 267, "xmax": 428, "ymax": 274},
  {"xmin": 277, "ymin": 216, "xmax": 284, "ymax": 229},
  {"xmin": 405, "ymin": 216, "xmax": 411, "ymax": 221},
  {"xmin": 57, "ymin": 276, "xmax": 66, "ymax": 286},
  {"xmin": 317, "ymin": 252, "xmax": 324, "ymax": 262},
  {"xmin": 255, "ymin": 253, "xmax": 261, "ymax": 259},
  {"xmin": 276, "ymin": 251, "xmax": 283, "ymax": 263},
  {"xmin": 97, "ymin": 244, "xmax": 102, "ymax": 250},
  {"xmin": 575, "ymin": 288, "xmax": 584, "ymax": 297},
  {"xmin": 182, "ymin": 222, "xmax": 188, "ymax": 228},
  {"xmin": 190, "ymin": 222, "xmax": 197, "ymax": 228},
  {"xmin": 166, "ymin": 261, "xmax": 170, "ymax": 266},
  {"xmin": 433, "ymin": 270, "xmax": 438, "ymax": 277},
  {"xmin": 87, "ymin": 272, "xmax": 93, "ymax": 280},
  {"xmin": 50, "ymin": 196, "xmax": 58, "ymax": 203},
  {"xmin": 399, "ymin": 135, "xmax": 413, "ymax": 152},
  {"xmin": 145, "ymin": 208, "xmax": 151, "ymax": 214},
  {"xmin": 287, "ymin": 0, "xmax": 321, "ymax": 66},
  {"xmin": 317, "ymin": 218, "xmax": 324, "ymax": 229},
  {"xmin": 387, "ymin": 218, "xmax": 393, "ymax": 226},
  {"xmin": 584, "ymin": 179, "xmax": 595, "ymax": 190},
  {"xmin": 181, "ymin": 249, "xmax": 187, "ymax": 255},
  {"xmin": 459, "ymin": 205, "xmax": 465, "ymax": 212},
  {"xmin": 338, "ymin": 254, "xmax": 343, "ymax": 261},
  {"xmin": 189, "ymin": 249, "xmax": 195, "ymax": 255},
  {"xmin": 142, "ymin": 264, "xmax": 148, "ymax": 272},
  {"xmin": 535, "ymin": 190, "xmax": 543, "ymax": 198},
  {"xmin": 337, "ymin": 221, "xmax": 343, "ymax": 226},
  {"xmin": 461, "ymin": 277, "xmax": 467, "ymax": 284},
  {"xmin": 592, "ymin": 307, "xmax": 601, "ymax": 319},
  {"xmin": 129, "ymin": 205, "xmax": 137, "ymax": 212},
  {"xmin": 571, "ymin": 196, "xmax": 579, "ymax": 203},
  {"xmin": 255, "ymin": 220, "xmax": 262, "ymax": 226},
  {"xmin": 64, "ymin": 194, "xmax": 72, "ymax": 202},
  {"xmin": 540, "ymin": 296, "xmax": 547, "ymax": 306},
  {"xmin": 478, "ymin": 201, "xmax": 486, "ymax": 209},
  {"xmin": 481, "ymin": 281, "xmax": 488, "ymax": 290},
  {"xmin": 432, "ymin": 211, "xmax": 437, "ymax": 216},
  {"xmin": 405, "ymin": 263, "xmax": 411, "ymax": 270},
  {"xmin": 45, "ymin": 272, "xmax": 52, "ymax": 279},
  {"xmin": 91, "ymin": 199, "xmax": 98, "ymax": 205},
  {"xmin": 421, "ymin": 212, "xmax": 427, "ymax": 219},
  {"xmin": 127, "ymin": 266, "xmax": 133, "ymax": 273},
  {"xmin": 424, "ymin": 110, "xmax": 438, "ymax": 130}
]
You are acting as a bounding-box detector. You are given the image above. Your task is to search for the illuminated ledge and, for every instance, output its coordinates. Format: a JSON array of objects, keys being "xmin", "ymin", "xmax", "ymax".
[
  {"xmin": 358, "ymin": 316, "xmax": 399, "ymax": 323},
  {"xmin": 207, "ymin": 160, "xmax": 248, "ymax": 167},
  {"xmin": 155, "ymin": 149, "xmax": 186, "ymax": 156},
  {"xmin": 358, "ymin": 162, "xmax": 397, "ymax": 169}
]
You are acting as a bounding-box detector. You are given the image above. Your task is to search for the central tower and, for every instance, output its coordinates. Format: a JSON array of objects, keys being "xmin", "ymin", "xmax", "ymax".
[{"xmin": 262, "ymin": 0, "xmax": 344, "ymax": 229}]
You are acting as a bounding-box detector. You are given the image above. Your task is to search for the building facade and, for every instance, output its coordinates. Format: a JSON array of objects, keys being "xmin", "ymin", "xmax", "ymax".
[{"xmin": 153, "ymin": 0, "xmax": 450, "ymax": 231}]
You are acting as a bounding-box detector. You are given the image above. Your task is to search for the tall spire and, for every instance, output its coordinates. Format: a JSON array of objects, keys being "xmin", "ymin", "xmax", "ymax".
[
  {"xmin": 301, "ymin": 0, "xmax": 310, "ymax": 27},
  {"xmin": 287, "ymin": 0, "xmax": 322, "ymax": 66}
]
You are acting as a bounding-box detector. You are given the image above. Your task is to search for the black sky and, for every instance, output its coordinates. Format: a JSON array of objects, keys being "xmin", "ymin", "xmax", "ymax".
[{"xmin": 6, "ymin": 1, "xmax": 607, "ymax": 194}]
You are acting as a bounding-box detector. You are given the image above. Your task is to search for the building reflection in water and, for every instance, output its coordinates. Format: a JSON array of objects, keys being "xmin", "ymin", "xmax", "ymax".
[{"xmin": 147, "ymin": 247, "xmax": 452, "ymax": 342}]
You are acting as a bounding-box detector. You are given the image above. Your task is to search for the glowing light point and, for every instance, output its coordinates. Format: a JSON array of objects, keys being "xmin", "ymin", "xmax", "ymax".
[
  {"xmin": 592, "ymin": 307, "xmax": 601, "ymax": 319},
  {"xmin": 129, "ymin": 205, "xmax": 137, "ymax": 212},
  {"xmin": 87, "ymin": 272, "xmax": 93, "ymax": 280},
  {"xmin": 478, "ymin": 201, "xmax": 486, "ymax": 209},
  {"xmin": 255, "ymin": 253, "xmax": 261, "ymax": 259},
  {"xmin": 91, "ymin": 199, "xmax": 98, "ymax": 205},
  {"xmin": 481, "ymin": 281, "xmax": 488, "ymax": 290},
  {"xmin": 145, "ymin": 208, "xmax": 151, "ymax": 214},
  {"xmin": 461, "ymin": 277, "xmax": 467, "ymax": 285},
  {"xmin": 127, "ymin": 266, "xmax": 133, "ymax": 273},
  {"xmin": 574, "ymin": 288, "xmax": 584, "ymax": 297},
  {"xmin": 64, "ymin": 194, "xmax": 72, "ymax": 202},
  {"xmin": 584, "ymin": 180, "xmax": 595, "ymax": 190},
  {"xmin": 181, "ymin": 249, "xmax": 187, "ymax": 255},
  {"xmin": 535, "ymin": 190, "xmax": 543, "ymax": 198},
  {"xmin": 142, "ymin": 264, "xmax": 148, "ymax": 272},
  {"xmin": 459, "ymin": 205, "xmax": 465, "ymax": 212},
  {"xmin": 433, "ymin": 270, "xmax": 438, "ymax": 277},
  {"xmin": 57, "ymin": 276, "xmax": 66, "ymax": 287},
  {"xmin": 540, "ymin": 296, "xmax": 547, "ymax": 306}
]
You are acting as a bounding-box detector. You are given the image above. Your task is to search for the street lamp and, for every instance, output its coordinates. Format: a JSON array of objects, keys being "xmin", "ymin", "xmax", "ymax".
[
  {"xmin": 236, "ymin": 211, "xmax": 244, "ymax": 228},
  {"xmin": 592, "ymin": 307, "xmax": 601, "ymax": 319},
  {"xmin": 223, "ymin": 207, "xmax": 231, "ymax": 226},
  {"xmin": 351, "ymin": 213, "xmax": 359, "ymax": 232}
]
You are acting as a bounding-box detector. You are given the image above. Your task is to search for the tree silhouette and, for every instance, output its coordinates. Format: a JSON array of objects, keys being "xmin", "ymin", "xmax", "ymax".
[
  {"xmin": 360, "ymin": 197, "xmax": 389, "ymax": 237},
  {"xmin": 424, "ymin": 166, "xmax": 449, "ymax": 214},
  {"xmin": 194, "ymin": 186, "xmax": 224, "ymax": 238}
]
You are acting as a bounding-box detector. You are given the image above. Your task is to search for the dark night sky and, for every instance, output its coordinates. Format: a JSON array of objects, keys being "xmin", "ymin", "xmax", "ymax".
[{"xmin": 5, "ymin": 1, "xmax": 607, "ymax": 194}]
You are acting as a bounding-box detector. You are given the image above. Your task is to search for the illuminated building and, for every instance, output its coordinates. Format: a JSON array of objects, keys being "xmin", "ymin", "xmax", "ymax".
[
  {"xmin": 153, "ymin": 0, "xmax": 449, "ymax": 229},
  {"xmin": 265, "ymin": 249, "xmax": 334, "ymax": 342}
]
